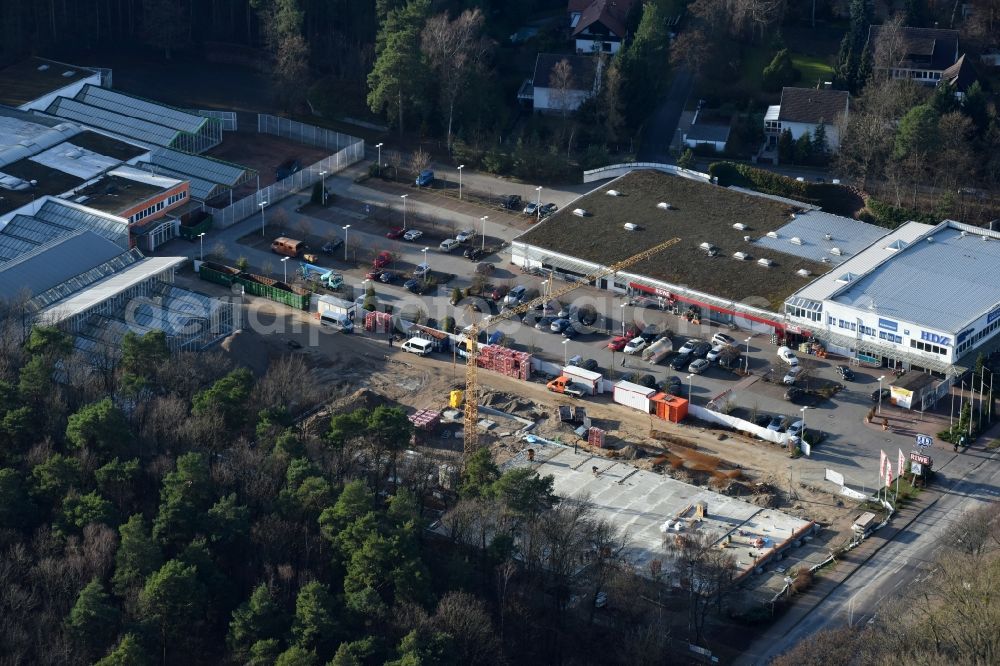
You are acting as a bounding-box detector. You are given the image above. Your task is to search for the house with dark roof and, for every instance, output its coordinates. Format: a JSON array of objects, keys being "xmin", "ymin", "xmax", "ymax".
[
  {"xmin": 764, "ymin": 87, "xmax": 850, "ymax": 152},
  {"xmin": 568, "ymin": 0, "xmax": 635, "ymax": 54},
  {"xmin": 682, "ymin": 106, "xmax": 732, "ymax": 153},
  {"xmin": 518, "ymin": 53, "xmax": 602, "ymax": 114},
  {"xmin": 867, "ymin": 26, "xmax": 960, "ymax": 85},
  {"xmin": 939, "ymin": 54, "xmax": 978, "ymax": 99}
]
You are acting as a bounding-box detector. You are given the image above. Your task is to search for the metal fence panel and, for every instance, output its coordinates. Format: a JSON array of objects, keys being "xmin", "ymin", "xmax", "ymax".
[{"xmin": 194, "ymin": 110, "xmax": 238, "ymax": 132}]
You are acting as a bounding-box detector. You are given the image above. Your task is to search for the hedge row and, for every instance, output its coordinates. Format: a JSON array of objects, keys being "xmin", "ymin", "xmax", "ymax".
[{"xmin": 707, "ymin": 161, "xmax": 863, "ymax": 217}]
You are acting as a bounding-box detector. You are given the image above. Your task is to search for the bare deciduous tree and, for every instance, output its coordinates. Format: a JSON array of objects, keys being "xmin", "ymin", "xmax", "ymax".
[
  {"xmin": 408, "ymin": 148, "xmax": 431, "ymax": 176},
  {"xmin": 872, "ymin": 14, "xmax": 907, "ymax": 82},
  {"xmin": 549, "ymin": 58, "xmax": 576, "ymax": 119}
]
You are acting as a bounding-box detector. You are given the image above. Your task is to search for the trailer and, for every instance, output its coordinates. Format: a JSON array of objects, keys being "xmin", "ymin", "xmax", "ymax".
[
  {"xmin": 642, "ymin": 337, "xmax": 674, "ymax": 364},
  {"xmin": 316, "ymin": 294, "xmax": 357, "ymax": 320},
  {"xmin": 613, "ymin": 380, "xmax": 658, "ymax": 413},
  {"xmin": 300, "ymin": 262, "xmax": 344, "ymax": 289},
  {"xmin": 562, "ymin": 365, "xmax": 602, "ymax": 395}
]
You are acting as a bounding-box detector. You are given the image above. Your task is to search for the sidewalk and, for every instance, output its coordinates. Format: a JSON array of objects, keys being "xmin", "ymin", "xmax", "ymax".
[{"xmin": 734, "ymin": 490, "xmax": 937, "ymax": 665}]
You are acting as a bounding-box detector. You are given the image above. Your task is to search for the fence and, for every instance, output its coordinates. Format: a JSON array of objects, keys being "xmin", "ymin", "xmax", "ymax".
[
  {"xmin": 582, "ymin": 162, "xmax": 711, "ymax": 184},
  {"xmin": 194, "ymin": 110, "xmax": 238, "ymax": 132},
  {"xmin": 207, "ymin": 117, "xmax": 364, "ymax": 228},
  {"xmin": 688, "ymin": 404, "xmax": 792, "ymax": 446}
]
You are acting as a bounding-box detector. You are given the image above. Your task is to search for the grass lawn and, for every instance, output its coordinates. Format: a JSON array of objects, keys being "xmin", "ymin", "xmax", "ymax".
[{"xmin": 792, "ymin": 53, "xmax": 835, "ymax": 88}]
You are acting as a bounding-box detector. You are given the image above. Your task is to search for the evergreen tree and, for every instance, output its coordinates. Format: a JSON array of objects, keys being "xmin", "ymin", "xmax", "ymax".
[
  {"xmin": 812, "ymin": 123, "xmax": 829, "ymax": 163},
  {"xmin": 762, "ymin": 49, "xmax": 796, "ymax": 92},
  {"xmin": 0, "ymin": 468, "xmax": 34, "ymax": 529},
  {"xmin": 30, "ymin": 453, "xmax": 82, "ymax": 504},
  {"xmin": 276, "ymin": 645, "xmax": 319, "ymax": 666},
  {"xmin": 191, "ymin": 368, "xmax": 254, "ymax": 431},
  {"xmin": 228, "ymin": 584, "xmax": 288, "ymax": 661},
  {"xmin": 793, "ymin": 133, "xmax": 813, "ymax": 164},
  {"xmin": 94, "ymin": 634, "xmax": 149, "ymax": 666},
  {"xmin": 491, "ymin": 468, "xmax": 558, "ymax": 516},
  {"xmin": 676, "ymin": 148, "xmax": 696, "ymax": 170},
  {"xmin": 58, "ymin": 491, "xmax": 115, "ymax": 534},
  {"xmin": 152, "ymin": 452, "xmax": 212, "ymax": 546},
  {"xmin": 961, "ymin": 81, "xmax": 989, "ymax": 135},
  {"xmin": 292, "ymin": 581, "xmax": 340, "ymax": 654},
  {"xmin": 777, "ymin": 128, "xmax": 795, "ymax": 163},
  {"xmin": 139, "ymin": 559, "xmax": 206, "ymax": 664},
  {"xmin": 66, "ymin": 578, "xmax": 119, "ymax": 657},
  {"xmin": 834, "ymin": 0, "xmax": 870, "ymax": 93},
  {"xmin": 113, "ymin": 514, "xmax": 163, "ymax": 595},
  {"xmin": 367, "ymin": 0, "xmax": 431, "ymax": 134},
  {"xmin": 894, "ymin": 104, "xmax": 940, "ymax": 158},
  {"xmin": 617, "ymin": 0, "xmax": 670, "ymax": 127},
  {"xmin": 65, "ymin": 398, "xmax": 132, "ymax": 459}
]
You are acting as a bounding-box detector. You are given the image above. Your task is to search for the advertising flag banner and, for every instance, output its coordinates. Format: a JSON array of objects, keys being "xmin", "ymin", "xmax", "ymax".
[
  {"xmin": 885, "ymin": 461, "xmax": 894, "ymax": 487},
  {"xmin": 899, "ymin": 449, "xmax": 905, "ymax": 475},
  {"xmin": 880, "ymin": 450, "xmax": 886, "ymax": 479}
]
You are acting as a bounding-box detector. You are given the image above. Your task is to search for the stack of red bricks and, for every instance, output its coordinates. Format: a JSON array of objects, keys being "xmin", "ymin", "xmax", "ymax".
[
  {"xmin": 475, "ymin": 344, "xmax": 531, "ymax": 380},
  {"xmin": 363, "ymin": 311, "xmax": 393, "ymax": 334}
]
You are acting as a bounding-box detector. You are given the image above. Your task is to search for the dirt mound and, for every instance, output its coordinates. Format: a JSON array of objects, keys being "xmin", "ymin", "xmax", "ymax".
[
  {"xmin": 220, "ymin": 329, "xmax": 271, "ymax": 376},
  {"xmin": 481, "ymin": 391, "xmax": 541, "ymax": 416},
  {"xmin": 329, "ymin": 387, "xmax": 389, "ymax": 415}
]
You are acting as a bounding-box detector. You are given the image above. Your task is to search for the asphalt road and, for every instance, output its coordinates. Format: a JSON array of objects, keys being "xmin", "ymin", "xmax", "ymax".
[
  {"xmin": 738, "ymin": 443, "xmax": 1000, "ymax": 665},
  {"xmin": 637, "ymin": 66, "xmax": 694, "ymax": 163}
]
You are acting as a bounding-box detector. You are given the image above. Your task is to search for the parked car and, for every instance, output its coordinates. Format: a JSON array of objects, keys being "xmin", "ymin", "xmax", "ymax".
[
  {"xmin": 504, "ymin": 285, "xmax": 527, "ymax": 306},
  {"xmin": 639, "ymin": 325, "xmax": 662, "ymax": 342},
  {"xmin": 691, "ymin": 342, "xmax": 713, "ymax": 358},
  {"xmin": 786, "ymin": 420, "xmax": 804, "ymax": 443},
  {"xmin": 658, "ymin": 375, "xmax": 683, "ymax": 394},
  {"xmin": 678, "ymin": 338, "xmax": 704, "ymax": 355},
  {"xmin": 558, "ymin": 304, "xmax": 576, "ymax": 318},
  {"xmin": 379, "ymin": 271, "xmax": 397, "ymax": 283},
  {"xmin": 623, "ymin": 337, "xmax": 648, "ymax": 355},
  {"xmin": 712, "ymin": 332, "xmax": 736, "ymax": 347},
  {"xmin": 785, "ymin": 387, "xmax": 818, "ymax": 405},
  {"xmin": 688, "ymin": 358, "xmax": 710, "ymax": 374},
  {"xmin": 607, "ymin": 336, "xmax": 629, "ymax": 351},
  {"xmin": 581, "ymin": 358, "xmax": 600, "ymax": 372},
  {"xmin": 871, "ymin": 388, "xmax": 890, "ymax": 403},
  {"xmin": 476, "ymin": 262, "xmax": 494, "ymax": 275},
  {"xmin": 321, "ymin": 239, "xmax": 343, "ymax": 254},
  {"xmin": 373, "ymin": 251, "xmax": 393, "ymax": 268},
  {"xmin": 622, "ymin": 324, "xmax": 640, "ymax": 340},
  {"xmin": 464, "ymin": 247, "xmax": 485, "ymax": 261},
  {"xmin": 706, "ymin": 344, "xmax": 728, "ymax": 362},
  {"xmin": 365, "ymin": 269, "xmax": 381, "ymax": 280},
  {"xmin": 767, "ymin": 416, "xmax": 785, "ymax": 432},
  {"xmin": 783, "ymin": 366, "xmax": 802, "ymax": 385},
  {"xmin": 403, "ymin": 229, "xmax": 423, "ymax": 241},
  {"xmin": 415, "ymin": 169, "xmax": 434, "ymax": 187},
  {"xmin": 385, "ymin": 227, "xmax": 405, "ymax": 239},
  {"xmin": 550, "ymin": 318, "xmax": 572, "ymax": 334},
  {"xmin": 500, "ymin": 194, "xmax": 522, "ymax": 210},
  {"xmin": 670, "ymin": 353, "xmax": 692, "ymax": 370},
  {"xmin": 455, "ymin": 229, "xmax": 476, "ymax": 243},
  {"xmin": 539, "ymin": 203, "xmax": 558, "ymax": 218},
  {"xmin": 490, "ymin": 285, "xmax": 509, "ymax": 301},
  {"xmin": 439, "ymin": 238, "xmax": 461, "ymax": 252},
  {"xmin": 838, "ymin": 365, "xmax": 855, "ymax": 381},
  {"xmin": 404, "ymin": 278, "xmax": 422, "ymax": 293},
  {"xmin": 412, "ymin": 262, "xmax": 430, "ymax": 278},
  {"xmin": 777, "ymin": 345, "xmax": 799, "ymax": 367},
  {"xmin": 523, "ymin": 202, "xmax": 539, "ymax": 216},
  {"xmin": 561, "ymin": 325, "xmax": 580, "ymax": 339},
  {"xmin": 753, "ymin": 414, "xmax": 771, "ymax": 428},
  {"xmin": 534, "ymin": 316, "xmax": 555, "ymax": 331}
]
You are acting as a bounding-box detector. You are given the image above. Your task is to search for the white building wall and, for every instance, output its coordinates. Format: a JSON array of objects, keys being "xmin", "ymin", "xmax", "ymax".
[
  {"xmin": 18, "ymin": 72, "xmax": 103, "ymax": 112},
  {"xmin": 816, "ymin": 300, "xmax": 957, "ymax": 364},
  {"xmin": 782, "ymin": 120, "xmax": 842, "ymax": 150},
  {"xmin": 575, "ymin": 38, "xmax": 622, "ymax": 54},
  {"xmin": 533, "ymin": 87, "xmax": 591, "ymax": 113}
]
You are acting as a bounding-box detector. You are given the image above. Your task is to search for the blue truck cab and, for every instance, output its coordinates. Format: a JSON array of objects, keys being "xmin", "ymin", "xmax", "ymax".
[{"xmin": 415, "ymin": 169, "xmax": 434, "ymax": 187}]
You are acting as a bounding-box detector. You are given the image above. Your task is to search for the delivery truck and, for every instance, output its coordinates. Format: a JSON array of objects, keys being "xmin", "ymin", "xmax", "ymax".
[
  {"xmin": 561, "ymin": 365, "xmax": 602, "ymax": 395},
  {"xmin": 641, "ymin": 337, "xmax": 674, "ymax": 364}
]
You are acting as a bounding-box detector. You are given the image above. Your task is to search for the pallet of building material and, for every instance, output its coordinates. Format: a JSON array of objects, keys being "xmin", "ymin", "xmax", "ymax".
[
  {"xmin": 587, "ymin": 427, "xmax": 606, "ymax": 448},
  {"xmin": 557, "ymin": 405, "xmax": 573, "ymax": 422},
  {"xmin": 408, "ymin": 409, "xmax": 441, "ymax": 431}
]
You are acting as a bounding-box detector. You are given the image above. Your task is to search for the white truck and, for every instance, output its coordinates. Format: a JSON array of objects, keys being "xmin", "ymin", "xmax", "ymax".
[
  {"xmin": 641, "ymin": 337, "xmax": 674, "ymax": 364},
  {"xmin": 561, "ymin": 365, "xmax": 602, "ymax": 395}
]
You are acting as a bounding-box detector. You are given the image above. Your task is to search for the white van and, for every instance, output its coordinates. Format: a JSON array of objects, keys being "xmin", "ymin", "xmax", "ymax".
[
  {"xmin": 401, "ymin": 337, "xmax": 433, "ymax": 356},
  {"xmin": 777, "ymin": 345, "xmax": 799, "ymax": 367},
  {"xmin": 320, "ymin": 312, "xmax": 354, "ymax": 333},
  {"xmin": 439, "ymin": 238, "xmax": 460, "ymax": 252}
]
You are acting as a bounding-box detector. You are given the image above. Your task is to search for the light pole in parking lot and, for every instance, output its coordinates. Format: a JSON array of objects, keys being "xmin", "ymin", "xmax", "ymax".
[
  {"xmin": 877, "ymin": 375, "xmax": 886, "ymax": 415},
  {"xmin": 319, "ymin": 170, "xmax": 328, "ymax": 205},
  {"xmin": 457, "ymin": 164, "xmax": 465, "ymax": 200},
  {"xmin": 799, "ymin": 406, "xmax": 809, "ymax": 450},
  {"xmin": 422, "ymin": 246, "xmax": 429, "ymax": 284},
  {"xmin": 375, "ymin": 142, "xmax": 383, "ymax": 170},
  {"xmin": 342, "ymin": 224, "xmax": 350, "ymax": 261},
  {"xmin": 744, "ymin": 336, "xmax": 752, "ymax": 373},
  {"xmin": 258, "ymin": 201, "xmax": 268, "ymax": 236},
  {"xmin": 621, "ymin": 302, "xmax": 628, "ymax": 336},
  {"xmin": 281, "ymin": 256, "xmax": 290, "ymax": 283},
  {"xmin": 535, "ymin": 185, "xmax": 542, "ymax": 221},
  {"xmin": 400, "ymin": 194, "xmax": 408, "ymax": 229},
  {"xmin": 562, "ymin": 339, "xmax": 569, "ymax": 366},
  {"xmin": 197, "ymin": 232, "xmax": 205, "ymax": 261},
  {"xmin": 687, "ymin": 373, "xmax": 695, "ymax": 401},
  {"xmin": 480, "ymin": 216, "xmax": 488, "ymax": 251}
]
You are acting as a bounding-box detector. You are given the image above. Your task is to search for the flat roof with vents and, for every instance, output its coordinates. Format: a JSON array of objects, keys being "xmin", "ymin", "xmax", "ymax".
[
  {"xmin": 515, "ymin": 169, "xmax": 831, "ymax": 311},
  {"xmin": 0, "ymin": 58, "xmax": 99, "ymax": 108},
  {"xmin": 752, "ymin": 210, "xmax": 888, "ymax": 264}
]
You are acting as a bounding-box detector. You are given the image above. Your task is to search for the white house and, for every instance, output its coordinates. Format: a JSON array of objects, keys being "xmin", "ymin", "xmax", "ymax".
[
  {"xmin": 568, "ymin": 0, "xmax": 635, "ymax": 54},
  {"xmin": 520, "ymin": 53, "xmax": 601, "ymax": 114},
  {"xmin": 764, "ymin": 87, "xmax": 849, "ymax": 151},
  {"xmin": 867, "ymin": 25, "xmax": 960, "ymax": 85}
]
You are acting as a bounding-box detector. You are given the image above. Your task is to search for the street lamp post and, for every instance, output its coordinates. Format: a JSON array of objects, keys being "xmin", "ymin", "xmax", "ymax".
[
  {"xmin": 342, "ymin": 224, "xmax": 350, "ymax": 261},
  {"xmin": 877, "ymin": 375, "xmax": 886, "ymax": 415},
  {"xmin": 687, "ymin": 373, "xmax": 695, "ymax": 401},
  {"xmin": 535, "ymin": 185, "xmax": 542, "ymax": 221},
  {"xmin": 197, "ymin": 232, "xmax": 206, "ymax": 262},
  {"xmin": 744, "ymin": 336, "xmax": 752, "ymax": 373},
  {"xmin": 319, "ymin": 170, "xmax": 328, "ymax": 205},
  {"xmin": 621, "ymin": 302, "xmax": 628, "ymax": 336},
  {"xmin": 400, "ymin": 194, "xmax": 408, "ymax": 229},
  {"xmin": 375, "ymin": 142, "xmax": 383, "ymax": 171},
  {"xmin": 422, "ymin": 247, "xmax": 429, "ymax": 284},
  {"xmin": 480, "ymin": 216, "xmax": 488, "ymax": 252},
  {"xmin": 281, "ymin": 256, "xmax": 290, "ymax": 283},
  {"xmin": 258, "ymin": 201, "xmax": 268, "ymax": 236},
  {"xmin": 457, "ymin": 164, "xmax": 465, "ymax": 200},
  {"xmin": 562, "ymin": 339, "xmax": 569, "ymax": 366},
  {"xmin": 800, "ymin": 406, "xmax": 809, "ymax": 451}
]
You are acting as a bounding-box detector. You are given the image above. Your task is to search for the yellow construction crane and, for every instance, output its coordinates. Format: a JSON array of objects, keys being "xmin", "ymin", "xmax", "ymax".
[{"xmin": 463, "ymin": 237, "xmax": 682, "ymax": 455}]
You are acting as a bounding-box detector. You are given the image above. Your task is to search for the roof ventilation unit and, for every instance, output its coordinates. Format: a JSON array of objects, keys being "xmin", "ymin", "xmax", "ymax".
[
  {"xmin": 733, "ymin": 222, "xmax": 747, "ymax": 231},
  {"xmin": 623, "ymin": 223, "xmax": 638, "ymax": 231},
  {"xmin": 73, "ymin": 195, "xmax": 90, "ymax": 204},
  {"xmin": 790, "ymin": 236, "xmax": 803, "ymax": 245},
  {"xmin": 824, "ymin": 233, "xmax": 833, "ymax": 241},
  {"xmin": 657, "ymin": 202, "xmax": 673, "ymax": 210},
  {"xmin": 766, "ymin": 231, "xmax": 779, "ymax": 239},
  {"xmin": 62, "ymin": 70, "xmax": 76, "ymax": 77},
  {"xmin": 960, "ymin": 230, "xmax": 968, "ymax": 237},
  {"xmin": 927, "ymin": 236, "xmax": 935, "ymax": 243},
  {"xmin": 37, "ymin": 64, "xmax": 50, "ymax": 71},
  {"xmin": 572, "ymin": 208, "xmax": 589, "ymax": 217},
  {"xmin": 757, "ymin": 258, "xmax": 774, "ymax": 267},
  {"xmin": 699, "ymin": 242, "xmax": 715, "ymax": 252},
  {"xmin": 983, "ymin": 235, "xmax": 990, "ymax": 241},
  {"xmin": 744, "ymin": 235, "xmax": 751, "ymax": 242},
  {"xmin": 796, "ymin": 269, "xmax": 811, "ymax": 277},
  {"xmin": 829, "ymin": 247, "xmax": 843, "ymax": 256},
  {"xmin": 820, "ymin": 257, "xmax": 831, "ymax": 263},
  {"xmin": 606, "ymin": 189, "xmax": 621, "ymax": 196},
  {"xmin": 733, "ymin": 251, "xmax": 749, "ymax": 261},
  {"xmin": 836, "ymin": 272, "xmax": 858, "ymax": 283}
]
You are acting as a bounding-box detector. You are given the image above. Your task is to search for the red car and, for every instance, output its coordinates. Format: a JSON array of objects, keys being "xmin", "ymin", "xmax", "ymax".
[
  {"xmin": 607, "ymin": 336, "xmax": 629, "ymax": 351},
  {"xmin": 365, "ymin": 269, "xmax": 381, "ymax": 280},
  {"xmin": 491, "ymin": 285, "xmax": 509, "ymax": 301},
  {"xmin": 622, "ymin": 324, "xmax": 639, "ymax": 339},
  {"xmin": 373, "ymin": 251, "xmax": 393, "ymax": 268},
  {"xmin": 386, "ymin": 227, "xmax": 404, "ymax": 239}
]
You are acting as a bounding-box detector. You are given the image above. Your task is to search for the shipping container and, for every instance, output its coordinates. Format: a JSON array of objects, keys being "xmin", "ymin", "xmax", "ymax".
[
  {"xmin": 613, "ymin": 380, "xmax": 657, "ymax": 413},
  {"xmin": 178, "ymin": 210, "xmax": 213, "ymax": 241},
  {"xmin": 652, "ymin": 394, "xmax": 688, "ymax": 423},
  {"xmin": 562, "ymin": 366, "xmax": 602, "ymax": 395}
]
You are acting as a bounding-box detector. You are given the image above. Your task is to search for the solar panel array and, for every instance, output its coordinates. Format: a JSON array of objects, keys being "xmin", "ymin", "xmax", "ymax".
[
  {"xmin": 47, "ymin": 97, "xmax": 179, "ymax": 147},
  {"xmin": 77, "ymin": 85, "xmax": 207, "ymax": 134},
  {"xmin": 148, "ymin": 148, "xmax": 250, "ymax": 186}
]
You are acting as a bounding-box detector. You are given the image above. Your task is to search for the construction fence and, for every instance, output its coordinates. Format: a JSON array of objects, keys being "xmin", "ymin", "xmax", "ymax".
[{"xmin": 207, "ymin": 115, "xmax": 365, "ymax": 229}]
